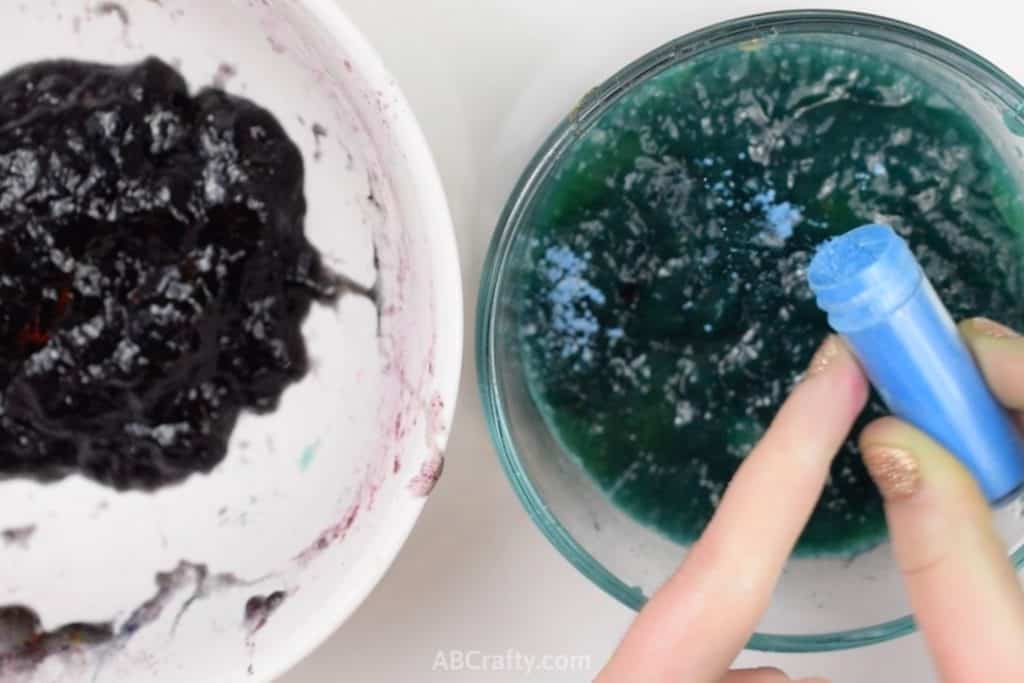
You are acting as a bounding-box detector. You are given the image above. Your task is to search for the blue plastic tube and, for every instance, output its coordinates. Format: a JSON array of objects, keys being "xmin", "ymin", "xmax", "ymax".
[{"xmin": 807, "ymin": 223, "xmax": 1024, "ymax": 504}]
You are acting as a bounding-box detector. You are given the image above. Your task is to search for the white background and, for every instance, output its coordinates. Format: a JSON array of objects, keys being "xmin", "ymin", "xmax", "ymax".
[{"xmin": 284, "ymin": 1, "xmax": 1024, "ymax": 681}]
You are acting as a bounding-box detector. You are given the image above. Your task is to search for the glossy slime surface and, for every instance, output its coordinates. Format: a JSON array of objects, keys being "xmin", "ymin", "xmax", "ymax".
[
  {"xmin": 516, "ymin": 39, "xmax": 1024, "ymax": 554},
  {"xmin": 0, "ymin": 58, "xmax": 334, "ymax": 490}
]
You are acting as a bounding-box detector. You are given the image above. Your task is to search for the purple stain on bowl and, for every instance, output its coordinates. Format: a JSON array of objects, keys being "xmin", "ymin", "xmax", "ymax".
[
  {"xmin": 365, "ymin": 170, "xmax": 386, "ymax": 215},
  {"xmin": 243, "ymin": 591, "xmax": 288, "ymax": 639},
  {"xmin": 266, "ymin": 34, "xmax": 286, "ymax": 54},
  {"xmin": 408, "ymin": 454, "xmax": 444, "ymax": 497},
  {"xmin": 120, "ymin": 562, "xmax": 217, "ymax": 637},
  {"xmin": 242, "ymin": 590, "xmax": 289, "ymax": 678},
  {"xmin": 0, "ymin": 606, "xmax": 113, "ymax": 678},
  {"xmin": 0, "ymin": 560, "xmax": 265, "ymax": 677},
  {"xmin": 1, "ymin": 525, "xmax": 36, "ymax": 549},
  {"xmin": 312, "ymin": 122, "xmax": 328, "ymax": 161},
  {"xmin": 94, "ymin": 1, "xmax": 129, "ymax": 27},
  {"xmin": 408, "ymin": 392, "xmax": 448, "ymax": 496},
  {"xmin": 294, "ymin": 503, "xmax": 360, "ymax": 566},
  {"xmin": 168, "ymin": 564, "xmax": 257, "ymax": 635},
  {"xmin": 213, "ymin": 62, "xmax": 237, "ymax": 89}
]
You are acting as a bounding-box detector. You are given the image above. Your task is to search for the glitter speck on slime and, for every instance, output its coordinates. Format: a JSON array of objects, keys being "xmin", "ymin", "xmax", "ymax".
[
  {"xmin": 808, "ymin": 224, "xmax": 1024, "ymax": 503},
  {"xmin": 514, "ymin": 36, "xmax": 1024, "ymax": 556}
]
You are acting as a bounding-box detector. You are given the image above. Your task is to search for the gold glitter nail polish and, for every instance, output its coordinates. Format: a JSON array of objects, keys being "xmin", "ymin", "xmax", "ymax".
[
  {"xmin": 971, "ymin": 317, "xmax": 1020, "ymax": 339},
  {"xmin": 863, "ymin": 446, "xmax": 921, "ymax": 500},
  {"xmin": 806, "ymin": 336, "xmax": 840, "ymax": 378}
]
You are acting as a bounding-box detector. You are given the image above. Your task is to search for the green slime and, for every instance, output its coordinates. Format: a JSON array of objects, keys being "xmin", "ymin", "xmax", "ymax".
[{"xmin": 516, "ymin": 38, "xmax": 1024, "ymax": 556}]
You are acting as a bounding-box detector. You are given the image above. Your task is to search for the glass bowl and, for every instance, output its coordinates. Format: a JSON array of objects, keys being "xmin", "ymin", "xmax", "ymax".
[{"xmin": 478, "ymin": 10, "xmax": 1024, "ymax": 652}]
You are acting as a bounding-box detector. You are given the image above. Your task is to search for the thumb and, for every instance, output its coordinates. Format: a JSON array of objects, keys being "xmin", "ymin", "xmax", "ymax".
[{"xmin": 860, "ymin": 417, "xmax": 1024, "ymax": 682}]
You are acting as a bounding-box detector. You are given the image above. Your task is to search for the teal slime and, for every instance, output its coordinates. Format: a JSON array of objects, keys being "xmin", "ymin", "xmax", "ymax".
[{"xmin": 515, "ymin": 38, "xmax": 1024, "ymax": 556}]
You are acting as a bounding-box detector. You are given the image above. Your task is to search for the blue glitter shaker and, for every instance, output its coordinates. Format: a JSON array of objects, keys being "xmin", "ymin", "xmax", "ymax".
[{"xmin": 807, "ymin": 223, "xmax": 1024, "ymax": 504}]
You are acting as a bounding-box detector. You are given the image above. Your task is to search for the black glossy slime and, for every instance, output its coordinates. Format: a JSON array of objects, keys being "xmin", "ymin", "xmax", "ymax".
[
  {"xmin": 0, "ymin": 58, "xmax": 334, "ymax": 490},
  {"xmin": 517, "ymin": 39, "xmax": 1024, "ymax": 555}
]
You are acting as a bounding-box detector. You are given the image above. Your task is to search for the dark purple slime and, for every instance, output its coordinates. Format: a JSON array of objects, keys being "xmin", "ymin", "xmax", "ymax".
[{"xmin": 0, "ymin": 57, "xmax": 337, "ymax": 490}]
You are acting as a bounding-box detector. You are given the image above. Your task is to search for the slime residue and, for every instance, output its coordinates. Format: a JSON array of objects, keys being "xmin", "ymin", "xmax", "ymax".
[
  {"xmin": 0, "ymin": 561, "xmax": 268, "ymax": 679},
  {"xmin": 0, "ymin": 526, "xmax": 36, "ymax": 549},
  {"xmin": 0, "ymin": 606, "xmax": 113, "ymax": 678},
  {"xmin": 243, "ymin": 591, "xmax": 288, "ymax": 639}
]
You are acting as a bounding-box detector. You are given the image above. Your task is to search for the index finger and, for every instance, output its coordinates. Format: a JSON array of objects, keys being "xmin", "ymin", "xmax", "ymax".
[{"xmin": 598, "ymin": 337, "xmax": 869, "ymax": 683}]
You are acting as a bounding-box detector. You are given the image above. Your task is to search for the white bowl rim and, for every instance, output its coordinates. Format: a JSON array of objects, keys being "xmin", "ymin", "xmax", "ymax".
[{"xmin": 259, "ymin": 1, "xmax": 462, "ymax": 679}]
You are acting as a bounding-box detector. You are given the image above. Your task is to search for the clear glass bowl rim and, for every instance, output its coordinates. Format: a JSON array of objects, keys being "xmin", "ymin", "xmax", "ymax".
[{"xmin": 476, "ymin": 8, "xmax": 1024, "ymax": 653}]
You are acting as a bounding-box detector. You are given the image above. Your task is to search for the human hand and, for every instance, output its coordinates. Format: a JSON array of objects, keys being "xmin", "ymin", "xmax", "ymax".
[
  {"xmin": 597, "ymin": 318, "xmax": 1024, "ymax": 683},
  {"xmin": 597, "ymin": 333, "xmax": 868, "ymax": 683},
  {"xmin": 856, "ymin": 318, "xmax": 1024, "ymax": 682}
]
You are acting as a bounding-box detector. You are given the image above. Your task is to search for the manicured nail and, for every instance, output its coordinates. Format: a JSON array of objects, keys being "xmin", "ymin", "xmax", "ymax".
[
  {"xmin": 806, "ymin": 335, "xmax": 841, "ymax": 378},
  {"xmin": 863, "ymin": 446, "xmax": 921, "ymax": 500},
  {"xmin": 970, "ymin": 317, "xmax": 1020, "ymax": 339}
]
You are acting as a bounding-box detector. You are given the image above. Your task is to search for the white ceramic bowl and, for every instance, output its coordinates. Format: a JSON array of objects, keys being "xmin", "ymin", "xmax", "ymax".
[{"xmin": 0, "ymin": 1, "xmax": 461, "ymax": 681}]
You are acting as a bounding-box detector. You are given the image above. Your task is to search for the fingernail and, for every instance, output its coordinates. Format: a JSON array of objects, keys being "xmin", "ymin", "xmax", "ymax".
[
  {"xmin": 863, "ymin": 446, "xmax": 921, "ymax": 500},
  {"xmin": 806, "ymin": 335, "xmax": 841, "ymax": 378},
  {"xmin": 970, "ymin": 317, "xmax": 1020, "ymax": 339}
]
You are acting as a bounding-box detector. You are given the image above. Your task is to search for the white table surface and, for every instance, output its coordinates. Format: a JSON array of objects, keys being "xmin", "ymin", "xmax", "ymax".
[{"xmin": 283, "ymin": 1, "xmax": 1024, "ymax": 680}]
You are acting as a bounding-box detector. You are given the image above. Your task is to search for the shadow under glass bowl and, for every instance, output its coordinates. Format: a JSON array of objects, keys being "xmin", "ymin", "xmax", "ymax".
[{"xmin": 478, "ymin": 9, "xmax": 1024, "ymax": 652}]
